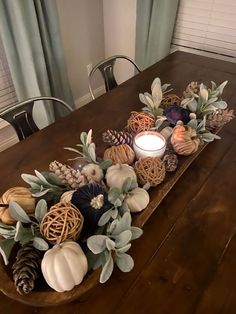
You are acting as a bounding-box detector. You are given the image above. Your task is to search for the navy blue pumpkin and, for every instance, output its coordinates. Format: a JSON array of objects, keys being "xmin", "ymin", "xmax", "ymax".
[
  {"xmin": 71, "ymin": 183, "xmax": 112, "ymax": 238},
  {"xmin": 164, "ymin": 105, "xmax": 191, "ymax": 126}
]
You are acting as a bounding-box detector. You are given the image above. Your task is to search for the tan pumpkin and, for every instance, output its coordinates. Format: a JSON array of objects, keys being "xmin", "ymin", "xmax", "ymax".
[
  {"xmin": 124, "ymin": 188, "xmax": 150, "ymax": 213},
  {"xmin": 41, "ymin": 241, "xmax": 88, "ymax": 292},
  {"xmin": 106, "ymin": 164, "xmax": 137, "ymax": 190},
  {"xmin": 170, "ymin": 125, "xmax": 200, "ymax": 156},
  {"xmin": 104, "ymin": 144, "xmax": 135, "ymax": 165},
  {"xmin": 0, "ymin": 187, "xmax": 35, "ymax": 224}
]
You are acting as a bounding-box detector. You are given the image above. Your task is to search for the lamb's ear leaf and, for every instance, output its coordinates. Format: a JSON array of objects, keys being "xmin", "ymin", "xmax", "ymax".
[
  {"xmin": 131, "ymin": 226, "xmax": 143, "ymax": 240},
  {"xmin": 100, "ymin": 252, "xmax": 114, "ymax": 283},
  {"xmin": 115, "ymin": 230, "xmax": 132, "ymax": 248},
  {"xmin": 87, "ymin": 235, "xmax": 108, "ymax": 254},
  {"xmin": 99, "ymin": 159, "xmax": 112, "ymax": 170},
  {"xmin": 32, "ymin": 189, "xmax": 50, "ymax": 197},
  {"xmin": 80, "ymin": 132, "xmax": 87, "ymax": 145},
  {"xmin": 8, "ymin": 201, "xmax": 31, "ymax": 223},
  {"xmin": 33, "ymin": 237, "xmax": 49, "ymax": 251},
  {"xmin": 35, "ymin": 199, "xmax": 48, "ymax": 223},
  {"xmin": 115, "ymin": 253, "xmax": 134, "ymax": 272},
  {"xmin": 108, "ymin": 187, "xmax": 122, "ymax": 204},
  {"xmin": 98, "ymin": 209, "xmax": 113, "ymax": 226},
  {"xmin": 0, "ymin": 238, "xmax": 15, "ymax": 265},
  {"xmin": 122, "ymin": 177, "xmax": 133, "ymax": 194},
  {"xmin": 21, "ymin": 173, "xmax": 41, "ymax": 186}
]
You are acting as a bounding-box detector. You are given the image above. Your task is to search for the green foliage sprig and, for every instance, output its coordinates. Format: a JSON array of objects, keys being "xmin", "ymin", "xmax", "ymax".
[
  {"xmin": 187, "ymin": 116, "xmax": 221, "ymax": 143},
  {"xmin": 87, "ymin": 212, "xmax": 142, "ymax": 283},
  {"xmin": 21, "ymin": 170, "xmax": 69, "ymax": 202},
  {"xmin": 0, "ymin": 200, "xmax": 49, "ymax": 265},
  {"xmin": 182, "ymin": 81, "xmax": 228, "ymax": 118},
  {"xmin": 87, "ymin": 178, "xmax": 143, "ymax": 283},
  {"xmin": 64, "ymin": 129, "xmax": 112, "ymax": 170},
  {"xmin": 139, "ymin": 77, "xmax": 171, "ymax": 118}
]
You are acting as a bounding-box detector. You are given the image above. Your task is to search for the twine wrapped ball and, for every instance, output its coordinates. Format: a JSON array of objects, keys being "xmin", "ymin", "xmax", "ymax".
[
  {"xmin": 104, "ymin": 144, "xmax": 135, "ymax": 165},
  {"xmin": 134, "ymin": 157, "xmax": 166, "ymax": 186},
  {"xmin": 127, "ymin": 111, "xmax": 155, "ymax": 134},
  {"xmin": 161, "ymin": 94, "xmax": 182, "ymax": 109},
  {"xmin": 40, "ymin": 202, "xmax": 83, "ymax": 244}
]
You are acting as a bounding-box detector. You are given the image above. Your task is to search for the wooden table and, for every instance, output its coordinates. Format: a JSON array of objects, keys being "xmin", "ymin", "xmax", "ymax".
[{"xmin": 1, "ymin": 51, "xmax": 236, "ymax": 314}]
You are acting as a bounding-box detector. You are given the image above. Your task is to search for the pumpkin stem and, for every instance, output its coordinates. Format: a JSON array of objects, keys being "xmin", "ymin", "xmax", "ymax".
[{"xmin": 90, "ymin": 194, "xmax": 104, "ymax": 209}]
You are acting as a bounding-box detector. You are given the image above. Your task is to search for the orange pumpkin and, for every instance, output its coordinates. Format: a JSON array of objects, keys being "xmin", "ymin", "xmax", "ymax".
[
  {"xmin": 170, "ymin": 125, "xmax": 200, "ymax": 156},
  {"xmin": 104, "ymin": 144, "xmax": 135, "ymax": 165}
]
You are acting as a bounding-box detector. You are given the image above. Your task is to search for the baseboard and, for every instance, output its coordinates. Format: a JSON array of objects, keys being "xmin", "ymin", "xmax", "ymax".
[{"xmin": 74, "ymin": 86, "xmax": 105, "ymax": 109}]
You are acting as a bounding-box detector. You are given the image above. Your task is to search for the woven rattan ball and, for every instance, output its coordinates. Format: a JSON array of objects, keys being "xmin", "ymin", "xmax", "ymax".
[
  {"xmin": 127, "ymin": 111, "xmax": 155, "ymax": 134},
  {"xmin": 104, "ymin": 144, "xmax": 135, "ymax": 165},
  {"xmin": 134, "ymin": 157, "xmax": 166, "ymax": 186},
  {"xmin": 161, "ymin": 94, "xmax": 182, "ymax": 109},
  {"xmin": 40, "ymin": 202, "xmax": 84, "ymax": 244}
]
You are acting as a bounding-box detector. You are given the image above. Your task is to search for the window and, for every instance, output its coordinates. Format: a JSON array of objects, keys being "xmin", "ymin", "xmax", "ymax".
[
  {"xmin": 0, "ymin": 36, "xmax": 18, "ymax": 151},
  {"xmin": 0, "ymin": 36, "xmax": 17, "ymax": 111},
  {"xmin": 171, "ymin": 0, "xmax": 236, "ymax": 62}
]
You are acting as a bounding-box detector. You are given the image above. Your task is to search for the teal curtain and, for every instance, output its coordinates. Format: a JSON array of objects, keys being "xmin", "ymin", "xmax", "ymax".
[
  {"xmin": 0, "ymin": 0, "xmax": 74, "ymax": 124},
  {"xmin": 135, "ymin": 0, "xmax": 179, "ymax": 70}
]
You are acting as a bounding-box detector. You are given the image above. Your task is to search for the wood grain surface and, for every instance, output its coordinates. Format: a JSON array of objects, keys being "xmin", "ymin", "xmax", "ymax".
[{"xmin": 0, "ymin": 51, "xmax": 236, "ymax": 313}]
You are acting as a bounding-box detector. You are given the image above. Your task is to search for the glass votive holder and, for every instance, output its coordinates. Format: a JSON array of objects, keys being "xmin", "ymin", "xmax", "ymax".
[{"xmin": 133, "ymin": 131, "xmax": 166, "ymax": 159}]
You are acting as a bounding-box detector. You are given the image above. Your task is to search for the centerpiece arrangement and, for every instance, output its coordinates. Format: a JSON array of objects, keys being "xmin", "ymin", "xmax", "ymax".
[{"xmin": 0, "ymin": 77, "xmax": 234, "ymax": 301}]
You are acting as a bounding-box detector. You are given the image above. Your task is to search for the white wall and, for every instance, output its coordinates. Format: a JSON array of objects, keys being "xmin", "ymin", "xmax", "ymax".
[
  {"xmin": 56, "ymin": 0, "xmax": 137, "ymax": 104},
  {"xmin": 56, "ymin": 0, "xmax": 105, "ymax": 106},
  {"xmin": 103, "ymin": 0, "xmax": 137, "ymax": 83}
]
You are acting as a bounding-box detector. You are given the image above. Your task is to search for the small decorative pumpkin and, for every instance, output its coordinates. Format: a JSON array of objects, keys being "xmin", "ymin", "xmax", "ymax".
[
  {"xmin": 41, "ymin": 241, "xmax": 88, "ymax": 292},
  {"xmin": 164, "ymin": 105, "xmax": 191, "ymax": 125},
  {"xmin": 170, "ymin": 125, "xmax": 200, "ymax": 156},
  {"xmin": 103, "ymin": 144, "xmax": 135, "ymax": 165},
  {"xmin": 106, "ymin": 164, "xmax": 137, "ymax": 190},
  {"xmin": 81, "ymin": 163, "xmax": 104, "ymax": 182},
  {"xmin": 71, "ymin": 183, "xmax": 112, "ymax": 237},
  {"xmin": 127, "ymin": 111, "xmax": 155, "ymax": 134},
  {"xmin": 125, "ymin": 188, "xmax": 150, "ymax": 213},
  {"xmin": 0, "ymin": 187, "xmax": 35, "ymax": 224}
]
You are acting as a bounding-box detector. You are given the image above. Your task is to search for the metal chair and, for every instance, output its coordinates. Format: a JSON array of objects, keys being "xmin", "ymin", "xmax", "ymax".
[
  {"xmin": 88, "ymin": 55, "xmax": 141, "ymax": 99},
  {"xmin": 0, "ymin": 96, "xmax": 73, "ymax": 141}
]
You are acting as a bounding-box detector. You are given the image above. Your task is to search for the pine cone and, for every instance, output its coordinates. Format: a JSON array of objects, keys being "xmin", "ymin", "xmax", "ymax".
[
  {"xmin": 49, "ymin": 160, "xmax": 86, "ymax": 189},
  {"xmin": 163, "ymin": 153, "xmax": 178, "ymax": 172},
  {"xmin": 183, "ymin": 81, "xmax": 199, "ymax": 98},
  {"xmin": 12, "ymin": 244, "xmax": 42, "ymax": 295},
  {"xmin": 102, "ymin": 129, "xmax": 133, "ymax": 147},
  {"xmin": 206, "ymin": 109, "xmax": 234, "ymax": 130}
]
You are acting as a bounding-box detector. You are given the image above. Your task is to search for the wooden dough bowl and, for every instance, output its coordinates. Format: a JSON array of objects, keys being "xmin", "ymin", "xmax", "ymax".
[{"xmin": 0, "ymin": 135, "xmax": 218, "ymax": 306}]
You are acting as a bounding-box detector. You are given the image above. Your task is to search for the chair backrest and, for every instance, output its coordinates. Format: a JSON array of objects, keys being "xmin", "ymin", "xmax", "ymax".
[
  {"xmin": 0, "ymin": 96, "xmax": 73, "ymax": 141},
  {"xmin": 88, "ymin": 55, "xmax": 141, "ymax": 100}
]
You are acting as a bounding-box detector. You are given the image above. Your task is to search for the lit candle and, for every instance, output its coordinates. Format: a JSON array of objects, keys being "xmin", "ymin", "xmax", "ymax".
[{"xmin": 133, "ymin": 131, "xmax": 166, "ymax": 159}]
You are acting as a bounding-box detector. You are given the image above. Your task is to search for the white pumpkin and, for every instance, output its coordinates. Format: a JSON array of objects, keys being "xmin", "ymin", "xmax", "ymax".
[
  {"xmin": 41, "ymin": 241, "xmax": 88, "ymax": 292},
  {"xmin": 81, "ymin": 163, "xmax": 104, "ymax": 182},
  {"xmin": 125, "ymin": 188, "xmax": 150, "ymax": 213},
  {"xmin": 106, "ymin": 164, "xmax": 137, "ymax": 190}
]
